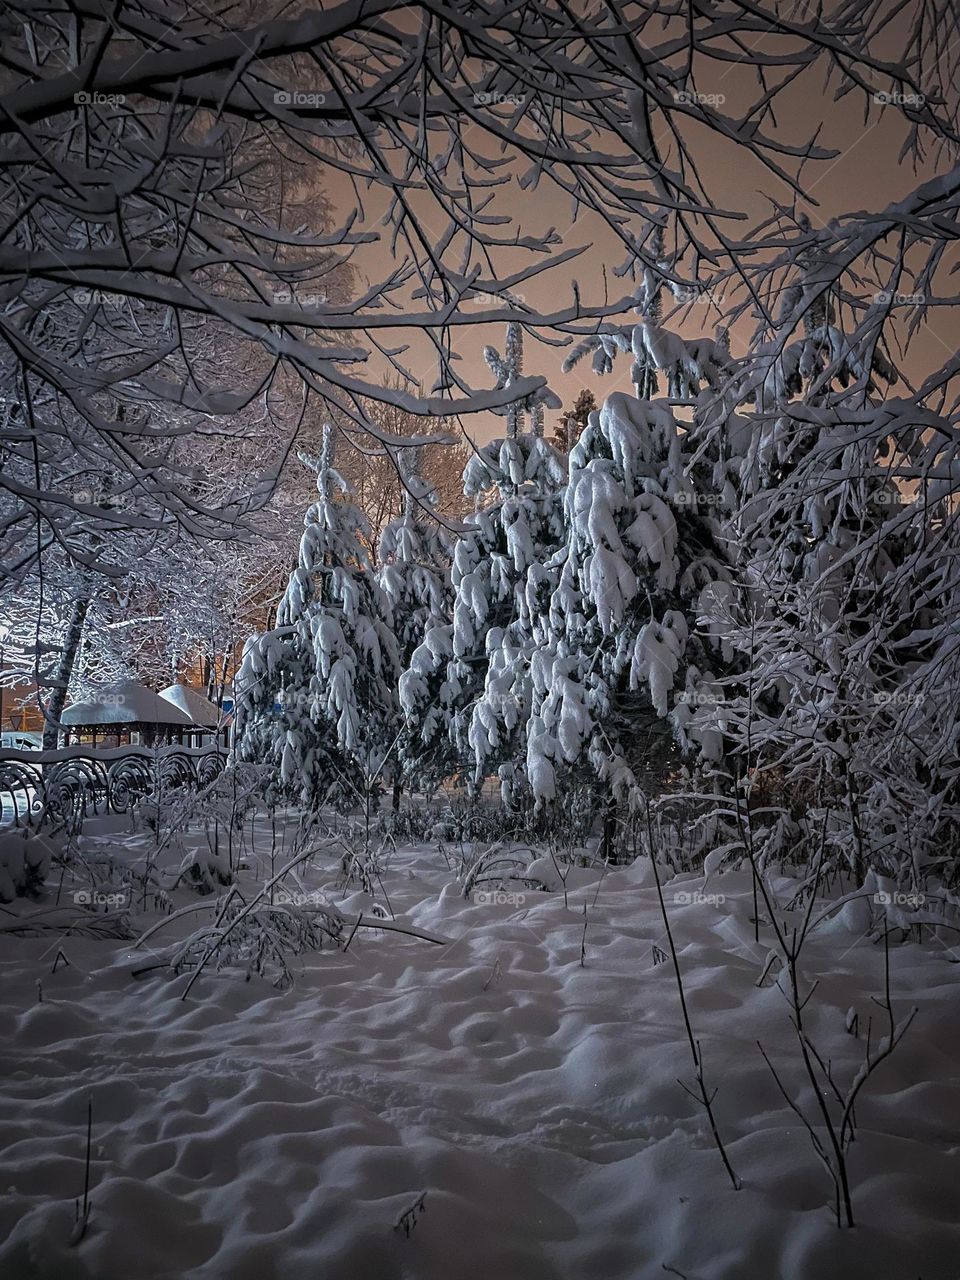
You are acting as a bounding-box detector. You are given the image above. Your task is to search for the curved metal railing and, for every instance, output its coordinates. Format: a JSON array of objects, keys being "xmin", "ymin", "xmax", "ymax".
[{"xmin": 0, "ymin": 745, "xmax": 226, "ymax": 830}]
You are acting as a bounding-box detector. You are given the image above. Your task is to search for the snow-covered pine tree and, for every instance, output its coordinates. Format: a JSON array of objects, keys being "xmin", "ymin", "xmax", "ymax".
[
  {"xmin": 482, "ymin": 322, "xmax": 562, "ymax": 441},
  {"xmin": 562, "ymin": 222, "xmax": 736, "ymax": 403},
  {"xmin": 380, "ymin": 447, "xmax": 453, "ymax": 667},
  {"xmin": 234, "ymin": 425, "xmax": 400, "ymax": 807},
  {"xmin": 526, "ymin": 387, "xmax": 735, "ymax": 815},
  {"xmin": 500, "ymin": 226, "xmax": 744, "ymax": 820},
  {"xmin": 379, "ymin": 447, "xmax": 454, "ymax": 795},
  {"xmin": 401, "ymin": 325, "xmax": 566, "ymax": 799}
]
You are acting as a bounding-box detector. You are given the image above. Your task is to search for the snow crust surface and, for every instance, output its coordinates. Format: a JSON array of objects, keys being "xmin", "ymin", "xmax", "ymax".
[{"xmin": 0, "ymin": 828, "xmax": 957, "ymax": 1279}]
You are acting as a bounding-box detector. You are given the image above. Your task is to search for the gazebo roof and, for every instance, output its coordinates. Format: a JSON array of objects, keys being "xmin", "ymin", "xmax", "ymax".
[
  {"xmin": 158, "ymin": 684, "xmax": 220, "ymax": 728},
  {"xmin": 62, "ymin": 680, "xmax": 193, "ymax": 728}
]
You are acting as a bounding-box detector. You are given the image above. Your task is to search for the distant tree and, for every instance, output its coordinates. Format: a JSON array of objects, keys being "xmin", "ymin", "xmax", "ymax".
[{"xmin": 552, "ymin": 389, "xmax": 598, "ymax": 453}]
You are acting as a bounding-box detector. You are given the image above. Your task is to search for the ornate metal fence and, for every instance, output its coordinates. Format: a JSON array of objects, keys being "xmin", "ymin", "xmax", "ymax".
[{"xmin": 0, "ymin": 745, "xmax": 226, "ymax": 830}]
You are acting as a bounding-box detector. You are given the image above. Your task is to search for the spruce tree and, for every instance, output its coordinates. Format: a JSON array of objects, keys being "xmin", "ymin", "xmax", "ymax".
[
  {"xmin": 401, "ymin": 325, "xmax": 565, "ymax": 799},
  {"xmin": 528, "ymin": 391, "xmax": 733, "ymax": 811},
  {"xmin": 234, "ymin": 425, "xmax": 400, "ymax": 806},
  {"xmin": 380, "ymin": 447, "xmax": 454, "ymax": 793}
]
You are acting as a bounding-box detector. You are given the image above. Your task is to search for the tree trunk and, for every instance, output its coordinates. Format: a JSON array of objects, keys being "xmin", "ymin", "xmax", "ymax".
[{"xmin": 42, "ymin": 595, "xmax": 90, "ymax": 750}]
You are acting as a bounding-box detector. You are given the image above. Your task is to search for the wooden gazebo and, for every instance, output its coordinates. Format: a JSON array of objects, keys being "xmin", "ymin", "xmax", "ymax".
[
  {"xmin": 158, "ymin": 684, "xmax": 225, "ymax": 748},
  {"xmin": 60, "ymin": 680, "xmax": 194, "ymax": 747}
]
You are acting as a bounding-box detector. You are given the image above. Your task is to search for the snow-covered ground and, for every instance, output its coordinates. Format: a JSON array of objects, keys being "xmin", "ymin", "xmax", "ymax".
[{"xmin": 0, "ymin": 818, "xmax": 958, "ymax": 1280}]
